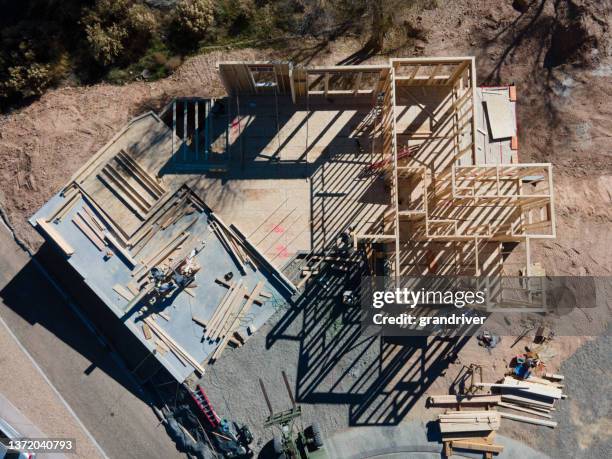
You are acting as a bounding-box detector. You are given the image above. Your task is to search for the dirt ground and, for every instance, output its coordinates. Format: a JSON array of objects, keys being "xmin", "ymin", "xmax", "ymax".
[{"xmin": 0, "ymin": 0, "xmax": 610, "ymax": 458}]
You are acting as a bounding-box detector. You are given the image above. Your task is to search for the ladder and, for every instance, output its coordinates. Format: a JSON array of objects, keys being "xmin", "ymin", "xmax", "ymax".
[{"xmin": 189, "ymin": 385, "xmax": 221, "ymax": 429}]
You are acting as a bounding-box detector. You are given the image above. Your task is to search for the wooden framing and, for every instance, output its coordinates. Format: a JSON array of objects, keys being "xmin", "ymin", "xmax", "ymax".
[{"xmin": 266, "ymin": 55, "xmax": 559, "ymax": 279}]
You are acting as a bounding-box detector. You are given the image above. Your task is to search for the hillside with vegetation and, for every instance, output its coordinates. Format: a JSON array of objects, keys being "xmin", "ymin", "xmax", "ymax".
[{"xmin": 1, "ymin": 0, "xmax": 429, "ymax": 111}]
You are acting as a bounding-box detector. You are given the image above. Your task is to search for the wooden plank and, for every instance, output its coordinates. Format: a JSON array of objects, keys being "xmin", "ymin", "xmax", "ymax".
[
  {"xmin": 439, "ymin": 423, "xmax": 498, "ymax": 434},
  {"xmin": 51, "ymin": 191, "xmax": 80, "ymax": 222},
  {"xmin": 209, "ymin": 285, "xmax": 247, "ymax": 341},
  {"xmin": 442, "ymin": 431, "xmax": 495, "ymax": 441},
  {"xmin": 117, "ymin": 150, "xmax": 165, "ymax": 196},
  {"xmin": 192, "ymin": 316, "xmax": 207, "ymax": 329},
  {"xmin": 77, "ymin": 211, "xmax": 106, "ymax": 242},
  {"xmin": 145, "ymin": 317, "xmax": 205, "ymax": 375},
  {"xmin": 502, "ymin": 376, "xmax": 562, "ymax": 399},
  {"xmin": 210, "ymin": 282, "xmax": 264, "ymax": 361},
  {"xmin": 211, "ymin": 221, "xmax": 246, "ymax": 274},
  {"xmin": 207, "ymin": 281, "xmax": 243, "ymax": 338},
  {"xmin": 214, "ymin": 278, "xmax": 264, "ymax": 305},
  {"xmin": 499, "ymin": 412, "xmax": 557, "ymax": 428},
  {"xmin": 72, "ymin": 214, "xmax": 105, "ymax": 251},
  {"xmin": 36, "ymin": 218, "xmax": 75, "ymax": 256},
  {"xmin": 500, "ymin": 394, "xmax": 554, "ymax": 409},
  {"xmin": 207, "ymin": 284, "xmax": 238, "ymax": 328},
  {"xmin": 105, "ymin": 232, "xmax": 137, "ymax": 268},
  {"xmin": 142, "ymin": 323, "xmax": 152, "ymax": 340},
  {"xmin": 451, "ymin": 440, "xmax": 503, "ymax": 454},
  {"xmin": 133, "ymin": 231, "xmax": 189, "ymax": 277},
  {"xmin": 155, "ymin": 341, "xmax": 168, "ymax": 355},
  {"xmin": 114, "ymin": 153, "xmax": 163, "ymax": 200},
  {"xmin": 113, "ymin": 284, "xmax": 134, "ymax": 301},
  {"xmin": 475, "ymin": 383, "xmax": 530, "ymax": 390},
  {"xmin": 429, "ymin": 395, "xmax": 501, "ymax": 405},
  {"xmin": 97, "ymin": 171, "xmax": 147, "ymax": 219},
  {"xmin": 498, "ymin": 402, "xmax": 552, "ymax": 418},
  {"xmin": 103, "ymin": 164, "xmax": 151, "ymax": 211}
]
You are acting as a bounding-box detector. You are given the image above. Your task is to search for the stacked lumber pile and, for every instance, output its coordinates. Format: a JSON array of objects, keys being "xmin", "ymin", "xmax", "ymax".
[
  {"xmin": 191, "ymin": 280, "xmax": 269, "ymax": 362},
  {"xmin": 438, "ymin": 410, "xmax": 503, "ymax": 458},
  {"xmin": 491, "ymin": 375, "xmax": 565, "ymax": 428},
  {"xmin": 438, "ymin": 410, "xmax": 500, "ymax": 433},
  {"xmin": 429, "ymin": 373, "xmax": 566, "ymax": 457},
  {"xmin": 143, "ymin": 317, "xmax": 205, "ymax": 376},
  {"xmin": 209, "ymin": 219, "xmax": 252, "ymax": 275}
]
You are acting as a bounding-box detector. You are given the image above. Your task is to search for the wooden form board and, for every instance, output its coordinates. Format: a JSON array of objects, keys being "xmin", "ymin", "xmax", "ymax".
[{"xmin": 484, "ymin": 95, "xmax": 515, "ymax": 140}]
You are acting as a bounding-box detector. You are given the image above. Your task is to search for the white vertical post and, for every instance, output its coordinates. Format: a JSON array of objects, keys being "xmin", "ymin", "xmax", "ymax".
[
  {"xmin": 183, "ymin": 100, "xmax": 188, "ymax": 161},
  {"xmin": 195, "ymin": 101, "xmax": 199, "ymax": 160},
  {"xmin": 172, "ymin": 100, "xmax": 176, "ymax": 161}
]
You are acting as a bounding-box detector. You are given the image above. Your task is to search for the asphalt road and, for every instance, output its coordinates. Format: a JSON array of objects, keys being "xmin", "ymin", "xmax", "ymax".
[{"xmin": 0, "ymin": 224, "xmax": 182, "ymax": 459}]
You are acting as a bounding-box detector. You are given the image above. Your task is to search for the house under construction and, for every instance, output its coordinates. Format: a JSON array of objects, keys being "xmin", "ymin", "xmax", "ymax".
[{"xmin": 30, "ymin": 56, "xmax": 555, "ymax": 382}]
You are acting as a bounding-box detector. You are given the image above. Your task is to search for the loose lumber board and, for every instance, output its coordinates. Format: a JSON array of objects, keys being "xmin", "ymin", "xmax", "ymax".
[
  {"xmin": 105, "ymin": 232, "xmax": 137, "ymax": 268},
  {"xmin": 500, "ymin": 394, "xmax": 554, "ymax": 409},
  {"xmin": 502, "ymin": 376, "xmax": 562, "ymax": 399},
  {"xmin": 214, "ymin": 278, "xmax": 264, "ymax": 305},
  {"xmin": 499, "ymin": 412, "xmax": 557, "ymax": 428},
  {"xmin": 439, "ymin": 423, "xmax": 499, "ymax": 434},
  {"xmin": 36, "ymin": 218, "xmax": 75, "ymax": 256},
  {"xmin": 484, "ymin": 95, "xmax": 515, "ymax": 139},
  {"xmin": 50, "ymin": 190, "xmax": 80, "ymax": 221},
  {"xmin": 210, "ymin": 281, "xmax": 265, "ymax": 361},
  {"xmin": 156, "ymin": 311, "xmax": 170, "ymax": 321},
  {"xmin": 497, "ymin": 402, "xmax": 552, "ymax": 418},
  {"xmin": 209, "ymin": 285, "xmax": 248, "ymax": 341},
  {"xmin": 429, "ymin": 395, "xmax": 501, "ymax": 405},
  {"xmin": 77, "ymin": 210, "xmax": 106, "ymax": 240},
  {"xmin": 451, "ymin": 440, "xmax": 504, "ymax": 454},
  {"xmin": 192, "ymin": 316, "xmax": 207, "ymax": 329},
  {"xmin": 207, "ymin": 281, "xmax": 243, "ymax": 338},
  {"xmin": 145, "ymin": 317, "xmax": 205, "ymax": 375},
  {"xmin": 113, "ymin": 284, "xmax": 135, "ymax": 301},
  {"xmin": 142, "ymin": 323, "xmax": 152, "ymax": 340},
  {"xmin": 211, "ymin": 221, "xmax": 246, "ymax": 274},
  {"xmin": 475, "ymin": 383, "xmax": 530, "ymax": 390},
  {"xmin": 72, "ymin": 214, "xmax": 105, "ymax": 251},
  {"xmin": 441, "ymin": 431, "xmax": 496, "ymax": 441}
]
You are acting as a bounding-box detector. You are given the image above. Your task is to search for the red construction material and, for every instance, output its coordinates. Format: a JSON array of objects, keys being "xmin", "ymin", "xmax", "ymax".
[{"xmin": 189, "ymin": 385, "xmax": 221, "ymax": 429}]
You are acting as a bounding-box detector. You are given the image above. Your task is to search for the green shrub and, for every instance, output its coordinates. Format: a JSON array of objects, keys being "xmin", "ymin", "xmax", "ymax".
[
  {"xmin": 85, "ymin": 22, "xmax": 128, "ymax": 66},
  {"xmin": 127, "ymin": 3, "xmax": 157, "ymax": 34},
  {"xmin": 2, "ymin": 62, "xmax": 52, "ymax": 98},
  {"xmin": 82, "ymin": 0, "xmax": 158, "ymax": 67},
  {"xmin": 174, "ymin": 0, "xmax": 214, "ymax": 41}
]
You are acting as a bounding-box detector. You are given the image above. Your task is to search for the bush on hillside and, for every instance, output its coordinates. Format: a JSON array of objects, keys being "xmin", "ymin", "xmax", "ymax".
[
  {"xmin": 174, "ymin": 0, "xmax": 215, "ymax": 41},
  {"xmin": 82, "ymin": 0, "xmax": 158, "ymax": 66}
]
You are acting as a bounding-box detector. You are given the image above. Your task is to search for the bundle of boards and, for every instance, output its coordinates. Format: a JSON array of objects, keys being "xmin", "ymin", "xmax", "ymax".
[
  {"xmin": 429, "ymin": 373, "xmax": 566, "ymax": 458},
  {"xmin": 191, "ymin": 278, "xmax": 271, "ymax": 362},
  {"xmin": 437, "ymin": 410, "xmax": 503, "ymax": 458}
]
